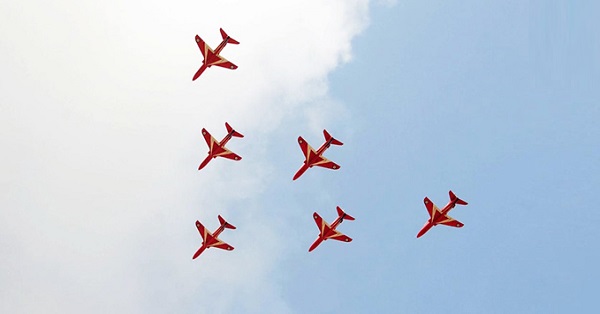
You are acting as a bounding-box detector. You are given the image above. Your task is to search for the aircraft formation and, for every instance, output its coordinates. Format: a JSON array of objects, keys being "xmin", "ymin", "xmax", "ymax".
[{"xmin": 190, "ymin": 28, "xmax": 472, "ymax": 259}]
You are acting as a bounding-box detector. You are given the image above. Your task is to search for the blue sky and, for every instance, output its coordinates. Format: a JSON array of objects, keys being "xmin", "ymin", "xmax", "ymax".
[
  {"xmin": 287, "ymin": 1, "xmax": 599, "ymax": 313},
  {"xmin": 1, "ymin": 1, "xmax": 599, "ymax": 313}
]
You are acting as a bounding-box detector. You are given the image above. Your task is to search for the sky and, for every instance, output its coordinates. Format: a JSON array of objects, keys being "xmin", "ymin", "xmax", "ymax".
[{"xmin": 1, "ymin": 0, "xmax": 599, "ymax": 313}]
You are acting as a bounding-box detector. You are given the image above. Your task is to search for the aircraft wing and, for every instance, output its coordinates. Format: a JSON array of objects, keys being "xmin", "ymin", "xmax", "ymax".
[
  {"xmin": 216, "ymin": 147, "xmax": 241, "ymax": 161},
  {"xmin": 423, "ymin": 197, "xmax": 442, "ymax": 220},
  {"xmin": 212, "ymin": 57, "xmax": 238, "ymax": 70},
  {"xmin": 211, "ymin": 238, "xmax": 234, "ymax": 251},
  {"xmin": 196, "ymin": 35, "xmax": 231, "ymax": 67},
  {"xmin": 298, "ymin": 137, "xmax": 317, "ymax": 161},
  {"xmin": 202, "ymin": 128, "xmax": 219, "ymax": 153},
  {"xmin": 313, "ymin": 212, "xmax": 331, "ymax": 235},
  {"xmin": 298, "ymin": 136, "xmax": 319, "ymax": 163},
  {"xmin": 437, "ymin": 214, "xmax": 464, "ymax": 228},
  {"xmin": 313, "ymin": 158, "xmax": 340, "ymax": 170},
  {"xmin": 195, "ymin": 220, "xmax": 212, "ymax": 242},
  {"xmin": 327, "ymin": 230, "xmax": 352, "ymax": 243},
  {"xmin": 195, "ymin": 35, "xmax": 214, "ymax": 59}
]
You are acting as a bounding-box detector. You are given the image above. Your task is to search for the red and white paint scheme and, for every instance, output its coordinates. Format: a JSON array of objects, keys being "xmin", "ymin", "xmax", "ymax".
[
  {"xmin": 309, "ymin": 206, "xmax": 355, "ymax": 252},
  {"xmin": 198, "ymin": 122, "xmax": 244, "ymax": 170},
  {"xmin": 417, "ymin": 190, "xmax": 469, "ymax": 238},
  {"xmin": 293, "ymin": 130, "xmax": 343, "ymax": 180},
  {"xmin": 192, "ymin": 28, "xmax": 239, "ymax": 80},
  {"xmin": 192, "ymin": 215, "xmax": 236, "ymax": 259}
]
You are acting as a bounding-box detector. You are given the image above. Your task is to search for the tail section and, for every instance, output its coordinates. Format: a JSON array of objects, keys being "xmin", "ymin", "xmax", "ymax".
[
  {"xmin": 449, "ymin": 190, "xmax": 468, "ymax": 206},
  {"xmin": 336, "ymin": 206, "xmax": 355, "ymax": 221},
  {"xmin": 323, "ymin": 129, "xmax": 343, "ymax": 146},
  {"xmin": 218, "ymin": 215, "xmax": 236, "ymax": 229},
  {"xmin": 225, "ymin": 122, "xmax": 244, "ymax": 138},
  {"xmin": 220, "ymin": 28, "xmax": 240, "ymax": 45}
]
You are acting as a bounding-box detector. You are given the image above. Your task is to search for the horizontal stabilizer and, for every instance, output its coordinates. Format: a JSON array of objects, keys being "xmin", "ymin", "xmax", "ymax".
[
  {"xmin": 220, "ymin": 28, "xmax": 240, "ymax": 45},
  {"xmin": 323, "ymin": 129, "xmax": 343, "ymax": 146},
  {"xmin": 336, "ymin": 206, "xmax": 355, "ymax": 221},
  {"xmin": 218, "ymin": 215, "xmax": 236, "ymax": 229},
  {"xmin": 449, "ymin": 190, "xmax": 468, "ymax": 206},
  {"xmin": 225, "ymin": 122, "xmax": 244, "ymax": 138}
]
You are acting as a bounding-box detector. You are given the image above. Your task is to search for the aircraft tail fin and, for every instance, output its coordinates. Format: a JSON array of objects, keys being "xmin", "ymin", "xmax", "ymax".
[
  {"xmin": 220, "ymin": 28, "xmax": 240, "ymax": 45},
  {"xmin": 218, "ymin": 215, "xmax": 236, "ymax": 229},
  {"xmin": 336, "ymin": 206, "xmax": 355, "ymax": 221},
  {"xmin": 323, "ymin": 129, "xmax": 343, "ymax": 146},
  {"xmin": 449, "ymin": 190, "xmax": 468, "ymax": 206},
  {"xmin": 225, "ymin": 122, "xmax": 244, "ymax": 138}
]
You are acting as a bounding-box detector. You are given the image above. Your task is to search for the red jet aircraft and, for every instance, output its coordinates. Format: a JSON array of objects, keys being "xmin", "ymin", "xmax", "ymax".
[
  {"xmin": 192, "ymin": 215, "xmax": 236, "ymax": 259},
  {"xmin": 417, "ymin": 190, "xmax": 468, "ymax": 238},
  {"xmin": 309, "ymin": 206, "xmax": 355, "ymax": 252},
  {"xmin": 293, "ymin": 130, "xmax": 343, "ymax": 180},
  {"xmin": 192, "ymin": 28, "xmax": 239, "ymax": 80},
  {"xmin": 198, "ymin": 122, "xmax": 244, "ymax": 170}
]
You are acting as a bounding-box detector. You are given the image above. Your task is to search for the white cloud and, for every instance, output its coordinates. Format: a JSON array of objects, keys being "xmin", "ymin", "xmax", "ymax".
[{"xmin": 0, "ymin": 0, "xmax": 369, "ymax": 312}]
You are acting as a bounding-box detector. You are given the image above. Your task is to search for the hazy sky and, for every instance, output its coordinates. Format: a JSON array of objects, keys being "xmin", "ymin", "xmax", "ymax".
[{"xmin": 1, "ymin": 1, "xmax": 599, "ymax": 313}]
